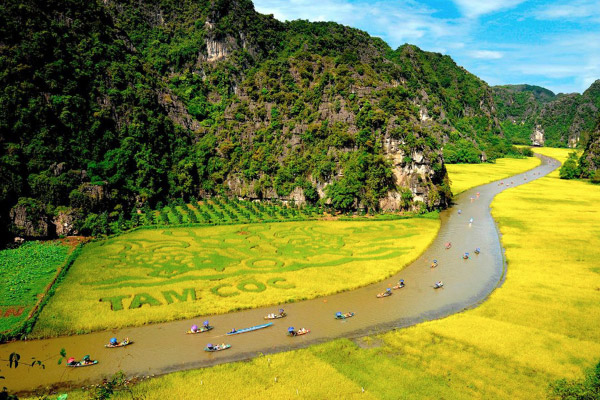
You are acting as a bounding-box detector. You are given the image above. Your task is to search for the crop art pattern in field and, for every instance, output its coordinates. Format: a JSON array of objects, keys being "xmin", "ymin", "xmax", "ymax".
[
  {"xmin": 87, "ymin": 223, "xmax": 400, "ymax": 290},
  {"xmin": 33, "ymin": 220, "xmax": 439, "ymax": 336}
]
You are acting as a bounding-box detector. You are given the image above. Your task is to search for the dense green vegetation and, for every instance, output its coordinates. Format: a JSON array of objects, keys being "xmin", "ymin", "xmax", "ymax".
[
  {"xmin": 493, "ymin": 82, "xmax": 600, "ymax": 148},
  {"xmin": 79, "ymin": 197, "xmax": 326, "ymax": 236},
  {"xmin": 549, "ymin": 360, "xmax": 600, "ymax": 400},
  {"xmin": 0, "ymin": 241, "xmax": 70, "ymax": 340},
  {"xmin": 1, "ymin": 0, "xmax": 526, "ymax": 243},
  {"xmin": 559, "ymin": 119, "xmax": 600, "ymax": 182}
]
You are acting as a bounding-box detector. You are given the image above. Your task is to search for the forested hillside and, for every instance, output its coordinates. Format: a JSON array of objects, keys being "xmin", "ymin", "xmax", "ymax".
[
  {"xmin": 1, "ymin": 0, "xmax": 520, "ymax": 242},
  {"xmin": 494, "ymin": 81, "xmax": 600, "ymax": 147}
]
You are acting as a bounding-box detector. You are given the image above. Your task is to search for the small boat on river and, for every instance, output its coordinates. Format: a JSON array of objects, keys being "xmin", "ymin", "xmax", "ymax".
[
  {"xmin": 204, "ymin": 343, "xmax": 231, "ymax": 352},
  {"xmin": 105, "ymin": 338, "xmax": 132, "ymax": 348},
  {"xmin": 335, "ymin": 312, "xmax": 354, "ymax": 319},
  {"xmin": 67, "ymin": 355, "xmax": 97, "ymax": 367},
  {"xmin": 227, "ymin": 322, "xmax": 273, "ymax": 335},
  {"xmin": 288, "ymin": 327, "xmax": 310, "ymax": 337},
  {"xmin": 264, "ymin": 309, "xmax": 287, "ymax": 320},
  {"xmin": 187, "ymin": 321, "xmax": 213, "ymax": 334},
  {"xmin": 376, "ymin": 288, "xmax": 392, "ymax": 298}
]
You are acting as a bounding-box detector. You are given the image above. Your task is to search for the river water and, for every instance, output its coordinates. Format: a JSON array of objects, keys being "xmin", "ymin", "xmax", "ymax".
[{"xmin": 4, "ymin": 155, "xmax": 558, "ymax": 395}]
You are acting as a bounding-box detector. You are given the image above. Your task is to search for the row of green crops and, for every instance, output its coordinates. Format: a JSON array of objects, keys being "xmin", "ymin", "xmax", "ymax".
[
  {"xmin": 140, "ymin": 198, "xmax": 324, "ymax": 228},
  {"xmin": 0, "ymin": 241, "xmax": 71, "ymax": 340}
]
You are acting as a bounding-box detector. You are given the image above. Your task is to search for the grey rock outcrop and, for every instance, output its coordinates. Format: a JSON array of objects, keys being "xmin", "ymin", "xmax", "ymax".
[
  {"xmin": 531, "ymin": 125, "xmax": 545, "ymax": 146},
  {"xmin": 9, "ymin": 201, "xmax": 51, "ymax": 238}
]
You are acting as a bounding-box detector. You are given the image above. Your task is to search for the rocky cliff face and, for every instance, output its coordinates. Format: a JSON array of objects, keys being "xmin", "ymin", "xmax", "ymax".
[
  {"xmin": 494, "ymin": 82, "xmax": 600, "ymax": 147},
  {"xmin": 579, "ymin": 120, "xmax": 600, "ymax": 177},
  {"xmin": 9, "ymin": 200, "xmax": 51, "ymax": 238},
  {"xmin": 531, "ymin": 125, "xmax": 545, "ymax": 146}
]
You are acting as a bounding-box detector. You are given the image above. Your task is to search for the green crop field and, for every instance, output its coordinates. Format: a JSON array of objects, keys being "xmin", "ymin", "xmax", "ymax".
[
  {"xmin": 47, "ymin": 148, "xmax": 600, "ymax": 400},
  {"xmin": 0, "ymin": 242, "xmax": 71, "ymax": 339},
  {"xmin": 32, "ymin": 219, "xmax": 439, "ymax": 337}
]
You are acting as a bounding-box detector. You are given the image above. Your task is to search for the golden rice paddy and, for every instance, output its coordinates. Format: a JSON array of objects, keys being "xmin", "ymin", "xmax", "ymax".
[
  {"xmin": 32, "ymin": 219, "xmax": 438, "ymax": 337},
  {"xmin": 446, "ymin": 156, "xmax": 541, "ymax": 195}
]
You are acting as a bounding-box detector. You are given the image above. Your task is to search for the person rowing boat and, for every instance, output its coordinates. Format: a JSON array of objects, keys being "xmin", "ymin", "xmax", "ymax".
[
  {"xmin": 434, "ymin": 281, "xmax": 444, "ymax": 289},
  {"xmin": 376, "ymin": 288, "xmax": 392, "ymax": 298},
  {"xmin": 105, "ymin": 337, "xmax": 131, "ymax": 348},
  {"xmin": 265, "ymin": 309, "xmax": 286, "ymax": 319},
  {"xmin": 393, "ymin": 279, "xmax": 405, "ymax": 289}
]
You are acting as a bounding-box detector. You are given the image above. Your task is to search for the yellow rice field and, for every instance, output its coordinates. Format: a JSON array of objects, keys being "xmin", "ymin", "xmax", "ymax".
[
  {"xmin": 46, "ymin": 148, "xmax": 600, "ymax": 399},
  {"xmin": 447, "ymin": 156, "xmax": 541, "ymax": 195},
  {"xmin": 32, "ymin": 219, "xmax": 438, "ymax": 337}
]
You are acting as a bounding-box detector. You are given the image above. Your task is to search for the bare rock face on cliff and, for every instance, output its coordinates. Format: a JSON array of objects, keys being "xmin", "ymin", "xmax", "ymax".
[
  {"xmin": 579, "ymin": 121, "xmax": 600, "ymax": 177},
  {"xmin": 531, "ymin": 125, "xmax": 545, "ymax": 146},
  {"xmin": 53, "ymin": 209, "xmax": 81, "ymax": 236},
  {"xmin": 9, "ymin": 199, "xmax": 51, "ymax": 238}
]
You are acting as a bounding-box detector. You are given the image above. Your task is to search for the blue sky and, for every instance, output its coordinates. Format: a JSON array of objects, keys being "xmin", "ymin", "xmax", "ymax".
[{"xmin": 253, "ymin": 0, "xmax": 600, "ymax": 94}]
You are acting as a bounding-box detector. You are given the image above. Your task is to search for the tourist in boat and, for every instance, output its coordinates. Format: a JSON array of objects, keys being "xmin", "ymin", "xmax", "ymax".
[
  {"xmin": 434, "ymin": 281, "xmax": 443, "ymax": 289},
  {"xmin": 279, "ymin": 308, "xmax": 285, "ymax": 316},
  {"xmin": 229, "ymin": 328, "xmax": 237, "ymax": 334},
  {"xmin": 81, "ymin": 355, "xmax": 94, "ymax": 365},
  {"xmin": 463, "ymin": 252, "xmax": 469, "ymax": 259},
  {"xmin": 109, "ymin": 337, "xmax": 118, "ymax": 346},
  {"xmin": 386, "ymin": 288, "xmax": 391, "ymax": 295},
  {"xmin": 191, "ymin": 324, "xmax": 199, "ymax": 333},
  {"xmin": 475, "ymin": 248, "xmax": 480, "ymax": 254},
  {"xmin": 288, "ymin": 327, "xmax": 296, "ymax": 336},
  {"xmin": 445, "ymin": 242, "xmax": 451, "ymax": 249},
  {"xmin": 67, "ymin": 357, "xmax": 77, "ymax": 366},
  {"xmin": 431, "ymin": 259, "xmax": 438, "ymax": 268},
  {"xmin": 203, "ymin": 320, "xmax": 210, "ymax": 328},
  {"xmin": 206, "ymin": 343, "xmax": 215, "ymax": 351},
  {"xmin": 399, "ymin": 279, "xmax": 405, "ymax": 288}
]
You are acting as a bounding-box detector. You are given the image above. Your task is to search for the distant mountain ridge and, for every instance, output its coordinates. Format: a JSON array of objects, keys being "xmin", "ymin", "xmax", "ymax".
[{"xmin": 493, "ymin": 81, "xmax": 600, "ymax": 147}]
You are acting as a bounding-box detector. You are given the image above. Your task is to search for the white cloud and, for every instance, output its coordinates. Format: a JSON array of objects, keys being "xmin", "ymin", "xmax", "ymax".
[
  {"xmin": 534, "ymin": 0, "xmax": 600, "ymax": 21},
  {"xmin": 468, "ymin": 50, "xmax": 503, "ymax": 59},
  {"xmin": 253, "ymin": 0, "xmax": 468, "ymax": 48},
  {"xmin": 451, "ymin": 0, "xmax": 527, "ymax": 18}
]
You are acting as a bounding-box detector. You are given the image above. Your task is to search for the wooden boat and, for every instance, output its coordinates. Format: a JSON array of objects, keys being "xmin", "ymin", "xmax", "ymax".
[
  {"xmin": 335, "ymin": 312, "xmax": 354, "ymax": 320},
  {"xmin": 105, "ymin": 340, "xmax": 132, "ymax": 348},
  {"xmin": 376, "ymin": 291, "xmax": 392, "ymax": 298},
  {"xmin": 67, "ymin": 360, "xmax": 98, "ymax": 367},
  {"xmin": 264, "ymin": 312, "xmax": 287, "ymax": 320},
  {"xmin": 227, "ymin": 322, "xmax": 273, "ymax": 335},
  {"xmin": 186, "ymin": 326, "xmax": 213, "ymax": 334},
  {"xmin": 288, "ymin": 328, "xmax": 310, "ymax": 337},
  {"xmin": 204, "ymin": 344, "xmax": 231, "ymax": 352}
]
